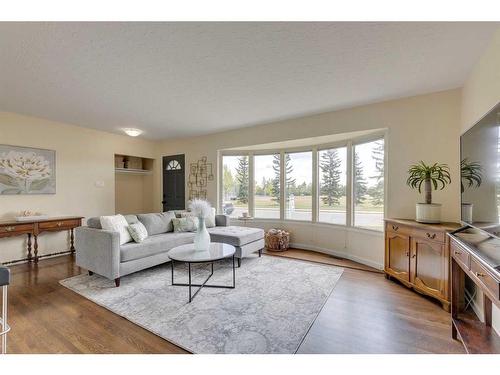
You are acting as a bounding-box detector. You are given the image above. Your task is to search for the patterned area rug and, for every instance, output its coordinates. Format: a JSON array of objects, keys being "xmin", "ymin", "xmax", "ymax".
[{"xmin": 60, "ymin": 255, "xmax": 343, "ymax": 354}]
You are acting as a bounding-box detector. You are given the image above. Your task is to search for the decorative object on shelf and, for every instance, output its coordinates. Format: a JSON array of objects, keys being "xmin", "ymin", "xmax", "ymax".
[
  {"xmin": 0, "ymin": 145, "xmax": 56, "ymax": 195},
  {"xmin": 460, "ymin": 158, "xmax": 483, "ymax": 223},
  {"xmin": 265, "ymin": 229, "xmax": 290, "ymax": 252},
  {"xmin": 15, "ymin": 210, "xmax": 48, "ymax": 222},
  {"xmin": 188, "ymin": 156, "xmax": 214, "ymax": 201},
  {"xmin": 190, "ymin": 199, "xmax": 212, "ymax": 251},
  {"xmin": 406, "ymin": 161, "xmax": 451, "ymax": 223}
]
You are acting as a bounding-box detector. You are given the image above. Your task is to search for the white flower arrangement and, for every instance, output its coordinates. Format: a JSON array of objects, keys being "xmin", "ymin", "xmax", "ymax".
[{"xmin": 189, "ymin": 199, "xmax": 212, "ymax": 219}]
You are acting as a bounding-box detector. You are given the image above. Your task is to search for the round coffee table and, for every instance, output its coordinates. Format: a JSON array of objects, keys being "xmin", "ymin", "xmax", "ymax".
[{"xmin": 168, "ymin": 242, "xmax": 236, "ymax": 303}]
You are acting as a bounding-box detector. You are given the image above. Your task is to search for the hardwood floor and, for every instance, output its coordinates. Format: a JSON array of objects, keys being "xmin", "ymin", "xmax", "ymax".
[{"xmin": 5, "ymin": 252, "xmax": 464, "ymax": 354}]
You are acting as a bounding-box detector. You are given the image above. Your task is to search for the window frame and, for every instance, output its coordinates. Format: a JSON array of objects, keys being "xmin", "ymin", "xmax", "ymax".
[{"xmin": 218, "ymin": 131, "xmax": 387, "ymax": 232}]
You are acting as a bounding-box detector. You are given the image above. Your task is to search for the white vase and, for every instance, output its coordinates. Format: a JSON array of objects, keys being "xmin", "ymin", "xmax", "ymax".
[
  {"xmin": 416, "ymin": 203, "xmax": 442, "ymax": 223},
  {"xmin": 194, "ymin": 216, "xmax": 211, "ymax": 251}
]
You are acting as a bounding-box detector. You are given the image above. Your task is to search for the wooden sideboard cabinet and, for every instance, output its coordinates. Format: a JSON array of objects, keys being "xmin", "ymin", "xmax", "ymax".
[{"xmin": 385, "ymin": 219, "xmax": 461, "ymax": 311}]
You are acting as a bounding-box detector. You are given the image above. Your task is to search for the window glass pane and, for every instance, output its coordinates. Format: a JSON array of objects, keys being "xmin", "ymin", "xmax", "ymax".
[
  {"xmin": 222, "ymin": 155, "xmax": 249, "ymax": 218},
  {"xmin": 285, "ymin": 151, "xmax": 312, "ymax": 221},
  {"xmin": 353, "ymin": 139, "xmax": 384, "ymax": 230},
  {"xmin": 319, "ymin": 147, "xmax": 347, "ymax": 224},
  {"xmin": 254, "ymin": 154, "xmax": 280, "ymax": 219}
]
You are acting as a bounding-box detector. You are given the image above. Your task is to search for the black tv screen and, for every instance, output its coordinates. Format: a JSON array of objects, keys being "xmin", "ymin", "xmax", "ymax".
[{"xmin": 460, "ymin": 102, "xmax": 500, "ymax": 236}]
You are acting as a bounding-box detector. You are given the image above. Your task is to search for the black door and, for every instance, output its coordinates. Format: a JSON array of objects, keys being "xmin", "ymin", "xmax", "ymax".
[{"xmin": 162, "ymin": 154, "xmax": 185, "ymax": 212}]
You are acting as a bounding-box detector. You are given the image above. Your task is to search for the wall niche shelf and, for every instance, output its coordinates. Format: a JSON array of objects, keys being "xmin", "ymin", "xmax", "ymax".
[
  {"xmin": 114, "ymin": 154, "xmax": 156, "ymax": 215},
  {"xmin": 115, "ymin": 167, "xmax": 152, "ymax": 175}
]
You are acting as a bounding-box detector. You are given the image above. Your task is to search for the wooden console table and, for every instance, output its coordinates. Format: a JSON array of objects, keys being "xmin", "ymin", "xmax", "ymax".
[
  {"xmin": 449, "ymin": 230, "xmax": 500, "ymax": 353},
  {"xmin": 385, "ymin": 219, "xmax": 461, "ymax": 311},
  {"xmin": 0, "ymin": 216, "xmax": 83, "ymax": 263}
]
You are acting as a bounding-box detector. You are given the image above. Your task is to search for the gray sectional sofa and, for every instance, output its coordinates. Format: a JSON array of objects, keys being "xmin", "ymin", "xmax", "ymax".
[{"xmin": 75, "ymin": 212, "xmax": 264, "ymax": 286}]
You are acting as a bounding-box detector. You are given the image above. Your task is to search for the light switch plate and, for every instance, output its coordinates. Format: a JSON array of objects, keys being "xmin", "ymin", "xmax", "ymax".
[{"xmin": 95, "ymin": 180, "xmax": 105, "ymax": 188}]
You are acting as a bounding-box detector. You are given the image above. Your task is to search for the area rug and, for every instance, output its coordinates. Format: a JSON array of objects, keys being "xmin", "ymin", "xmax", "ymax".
[{"xmin": 60, "ymin": 255, "xmax": 343, "ymax": 354}]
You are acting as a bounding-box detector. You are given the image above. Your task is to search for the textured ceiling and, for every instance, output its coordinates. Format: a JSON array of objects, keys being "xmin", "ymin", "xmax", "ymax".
[{"xmin": 0, "ymin": 22, "xmax": 498, "ymax": 139}]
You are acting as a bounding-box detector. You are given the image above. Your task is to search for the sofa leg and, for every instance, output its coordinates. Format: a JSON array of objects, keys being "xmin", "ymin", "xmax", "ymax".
[
  {"xmin": 237, "ymin": 258, "xmax": 241, "ymax": 268},
  {"xmin": 258, "ymin": 249, "xmax": 262, "ymax": 257},
  {"xmin": 114, "ymin": 278, "xmax": 121, "ymax": 287},
  {"xmin": 88, "ymin": 271, "xmax": 94, "ymax": 276}
]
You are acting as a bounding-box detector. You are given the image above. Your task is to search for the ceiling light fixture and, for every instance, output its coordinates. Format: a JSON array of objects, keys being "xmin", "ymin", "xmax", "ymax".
[{"xmin": 123, "ymin": 128, "xmax": 143, "ymax": 137}]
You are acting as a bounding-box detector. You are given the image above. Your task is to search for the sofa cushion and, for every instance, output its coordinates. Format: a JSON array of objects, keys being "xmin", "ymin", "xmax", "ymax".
[
  {"xmin": 137, "ymin": 212, "xmax": 176, "ymax": 235},
  {"xmin": 208, "ymin": 226, "xmax": 264, "ymax": 247},
  {"xmin": 87, "ymin": 214, "xmax": 138, "ymax": 229},
  {"xmin": 120, "ymin": 232, "xmax": 195, "ymax": 262}
]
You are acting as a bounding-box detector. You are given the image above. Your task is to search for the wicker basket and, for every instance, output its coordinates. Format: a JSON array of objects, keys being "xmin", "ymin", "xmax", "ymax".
[{"xmin": 265, "ymin": 229, "xmax": 290, "ymax": 252}]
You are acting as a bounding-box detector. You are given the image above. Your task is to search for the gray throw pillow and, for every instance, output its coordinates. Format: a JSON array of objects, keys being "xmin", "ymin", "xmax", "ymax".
[{"xmin": 137, "ymin": 212, "xmax": 176, "ymax": 235}]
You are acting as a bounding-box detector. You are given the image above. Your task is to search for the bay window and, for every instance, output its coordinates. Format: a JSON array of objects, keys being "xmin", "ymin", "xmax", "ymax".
[{"xmin": 219, "ymin": 134, "xmax": 385, "ymax": 231}]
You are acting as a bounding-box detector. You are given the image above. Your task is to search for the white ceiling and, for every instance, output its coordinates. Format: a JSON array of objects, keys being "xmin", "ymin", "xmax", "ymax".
[{"xmin": 0, "ymin": 22, "xmax": 498, "ymax": 139}]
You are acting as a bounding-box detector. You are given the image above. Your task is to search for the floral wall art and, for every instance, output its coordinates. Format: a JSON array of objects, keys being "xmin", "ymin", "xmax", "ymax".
[{"xmin": 0, "ymin": 145, "xmax": 56, "ymax": 195}]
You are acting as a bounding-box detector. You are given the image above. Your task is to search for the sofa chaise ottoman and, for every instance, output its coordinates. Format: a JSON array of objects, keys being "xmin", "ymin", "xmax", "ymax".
[{"xmin": 75, "ymin": 212, "xmax": 264, "ymax": 286}]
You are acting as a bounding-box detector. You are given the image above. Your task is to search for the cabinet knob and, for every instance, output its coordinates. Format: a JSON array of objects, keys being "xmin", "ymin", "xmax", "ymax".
[
  {"xmin": 454, "ymin": 251, "xmax": 461, "ymax": 255},
  {"xmin": 475, "ymin": 272, "xmax": 486, "ymax": 278},
  {"xmin": 405, "ymin": 251, "xmax": 409, "ymax": 257},
  {"xmin": 411, "ymin": 253, "xmax": 416, "ymax": 258},
  {"xmin": 5, "ymin": 226, "xmax": 14, "ymax": 232},
  {"xmin": 57, "ymin": 222, "xmax": 63, "ymax": 227},
  {"xmin": 392, "ymin": 225, "xmax": 399, "ymax": 231},
  {"xmin": 426, "ymin": 232, "xmax": 436, "ymax": 239}
]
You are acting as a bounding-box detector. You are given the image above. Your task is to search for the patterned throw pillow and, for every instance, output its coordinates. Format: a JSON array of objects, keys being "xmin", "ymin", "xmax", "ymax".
[
  {"xmin": 172, "ymin": 217, "xmax": 198, "ymax": 232},
  {"xmin": 127, "ymin": 222, "xmax": 149, "ymax": 243},
  {"xmin": 180, "ymin": 208, "xmax": 216, "ymax": 228}
]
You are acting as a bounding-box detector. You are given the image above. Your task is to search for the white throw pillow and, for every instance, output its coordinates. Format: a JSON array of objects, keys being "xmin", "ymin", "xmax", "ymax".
[{"xmin": 100, "ymin": 214, "xmax": 132, "ymax": 245}]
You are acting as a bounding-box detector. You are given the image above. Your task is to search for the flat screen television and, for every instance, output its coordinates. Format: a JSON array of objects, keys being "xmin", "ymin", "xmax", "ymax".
[{"xmin": 460, "ymin": 102, "xmax": 500, "ymax": 236}]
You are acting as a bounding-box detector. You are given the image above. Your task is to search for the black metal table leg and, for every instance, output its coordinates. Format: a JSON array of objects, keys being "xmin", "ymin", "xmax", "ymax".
[{"xmin": 171, "ymin": 258, "xmax": 236, "ymax": 303}]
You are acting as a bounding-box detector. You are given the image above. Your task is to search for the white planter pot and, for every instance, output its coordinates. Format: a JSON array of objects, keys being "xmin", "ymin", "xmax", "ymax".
[
  {"xmin": 461, "ymin": 203, "xmax": 473, "ymax": 223},
  {"xmin": 416, "ymin": 203, "xmax": 442, "ymax": 224}
]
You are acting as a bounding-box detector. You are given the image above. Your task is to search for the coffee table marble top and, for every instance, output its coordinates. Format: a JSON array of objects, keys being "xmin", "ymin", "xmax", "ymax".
[{"xmin": 168, "ymin": 242, "xmax": 235, "ymax": 263}]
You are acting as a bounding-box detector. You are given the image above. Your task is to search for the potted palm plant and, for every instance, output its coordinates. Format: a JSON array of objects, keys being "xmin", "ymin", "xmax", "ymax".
[
  {"xmin": 407, "ymin": 161, "xmax": 451, "ymax": 223},
  {"xmin": 460, "ymin": 158, "xmax": 482, "ymax": 223}
]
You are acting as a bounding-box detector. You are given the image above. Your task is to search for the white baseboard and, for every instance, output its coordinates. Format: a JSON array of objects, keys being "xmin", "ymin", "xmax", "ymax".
[{"xmin": 289, "ymin": 242, "xmax": 384, "ymax": 270}]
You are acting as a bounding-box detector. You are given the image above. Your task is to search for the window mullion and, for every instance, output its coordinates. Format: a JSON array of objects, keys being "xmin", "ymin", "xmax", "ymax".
[
  {"xmin": 312, "ymin": 147, "xmax": 318, "ymax": 223},
  {"xmin": 346, "ymin": 141, "xmax": 354, "ymax": 227},
  {"xmin": 248, "ymin": 153, "xmax": 255, "ymax": 218},
  {"xmin": 279, "ymin": 151, "xmax": 285, "ymax": 220}
]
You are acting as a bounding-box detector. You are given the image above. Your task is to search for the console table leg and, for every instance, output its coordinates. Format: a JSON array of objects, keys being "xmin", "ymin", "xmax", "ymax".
[
  {"xmin": 27, "ymin": 233, "xmax": 32, "ymax": 262},
  {"xmin": 34, "ymin": 235, "xmax": 39, "ymax": 263},
  {"xmin": 70, "ymin": 228, "xmax": 75, "ymax": 253}
]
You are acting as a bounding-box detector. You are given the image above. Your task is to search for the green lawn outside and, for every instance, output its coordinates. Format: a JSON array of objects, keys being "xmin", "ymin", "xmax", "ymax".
[{"xmin": 230, "ymin": 195, "xmax": 383, "ymax": 212}]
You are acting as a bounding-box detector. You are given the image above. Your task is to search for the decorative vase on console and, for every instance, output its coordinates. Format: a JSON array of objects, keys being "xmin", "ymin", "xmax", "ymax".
[{"xmin": 190, "ymin": 198, "xmax": 212, "ymax": 251}]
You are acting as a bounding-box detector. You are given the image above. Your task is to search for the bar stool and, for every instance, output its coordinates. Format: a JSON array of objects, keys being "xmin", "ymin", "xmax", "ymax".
[{"xmin": 0, "ymin": 265, "xmax": 10, "ymax": 354}]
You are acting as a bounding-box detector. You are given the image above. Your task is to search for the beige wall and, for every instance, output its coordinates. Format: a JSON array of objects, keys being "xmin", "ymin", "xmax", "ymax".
[
  {"xmin": 0, "ymin": 111, "xmax": 157, "ymax": 263},
  {"xmin": 462, "ymin": 29, "xmax": 500, "ymax": 132},
  {"xmin": 115, "ymin": 173, "xmax": 155, "ymax": 215},
  {"xmin": 154, "ymin": 89, "xmax": 462, "ymax": 269},
  {"xmin": 461, "ymin": 28, "xmax": 500, "ymax": 334},
  {"xmin": 156, "ymin": 89, "xmax": 462, "ymax": 220}
]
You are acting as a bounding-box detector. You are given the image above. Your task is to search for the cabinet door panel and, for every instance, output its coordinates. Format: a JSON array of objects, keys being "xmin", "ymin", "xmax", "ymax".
[
  {"xmin": 411, "ymin": 238, "xmax": 448, "ymax": 299},
  {"xmin": 385, "ymin": 233, "xmax": 410, "ymax": 281}
]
